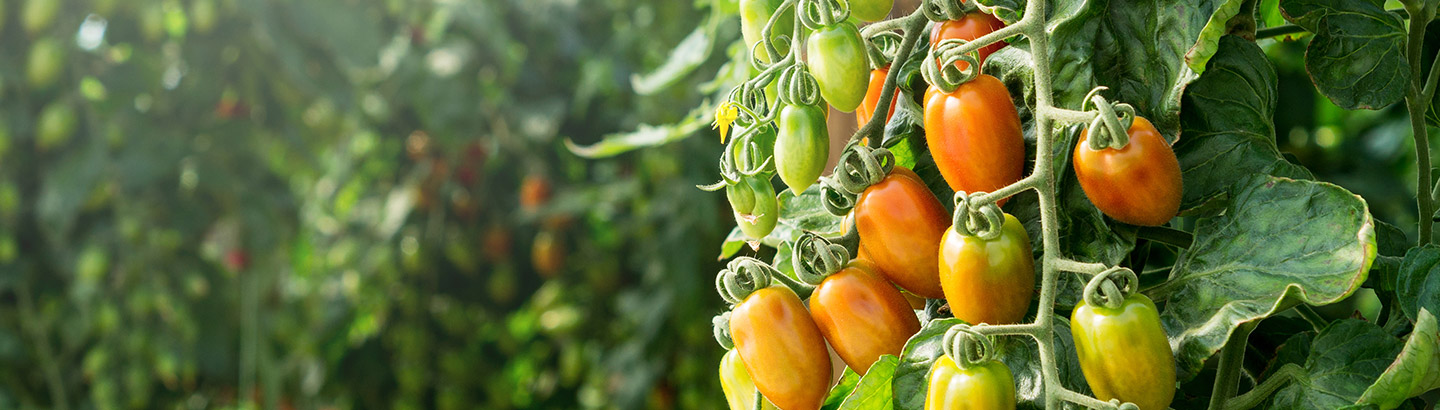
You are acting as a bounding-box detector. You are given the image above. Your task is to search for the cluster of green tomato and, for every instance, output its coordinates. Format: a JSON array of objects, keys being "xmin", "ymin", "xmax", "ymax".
[{"xmin": 712, "ymin": 0, "xmax": 1192, "ymax": 409}]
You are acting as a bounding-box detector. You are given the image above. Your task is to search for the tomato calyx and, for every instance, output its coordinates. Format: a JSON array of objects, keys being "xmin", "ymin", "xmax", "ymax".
[
  {"xmin": 941, "ymin": 324, "xmax": 998, "ymax": 370},
  {"xmin": 1081, "ymin": 86, "xmax": 1140, "ymax": 151},
  {"xmin": 819, "ymin": 143, "xmax": 896, "ymax": 216},
  {"xmin": 716, "ymin": 256, "xmax": 789, "ymax": 305},
  {"xmin": 791, "ymin": 232, "xmax": 854, "ymax": 285},
  {"xmin": 949, "ymin": 191, "xmax": 1007, "ymax": 240},
  {"xmin": 922, "ymin": 37, "xmax": 984, "ymax": 93},
  {"xmin": 713, "ymin": 312, "xmax": 736, "ymax": 350},
  {"xmin": 1083, "ymin": 266, "xmax": 1140, "ymax": 311}
]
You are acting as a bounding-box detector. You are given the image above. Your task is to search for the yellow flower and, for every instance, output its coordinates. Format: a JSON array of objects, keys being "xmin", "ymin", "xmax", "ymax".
[{"xmin": 713, "ymin": 102, "xmax": 739, "ymax": 143}]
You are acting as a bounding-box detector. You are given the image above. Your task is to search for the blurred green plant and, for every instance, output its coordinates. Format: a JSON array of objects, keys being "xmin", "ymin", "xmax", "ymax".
[{"xmin": 0, "ymin": 0, "xmax": 736, "ymax": 409}]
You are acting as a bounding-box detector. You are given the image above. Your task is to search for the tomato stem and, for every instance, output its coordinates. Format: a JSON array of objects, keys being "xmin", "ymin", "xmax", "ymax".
[
  {"xmin": 1221, "ymin": 364, "xmax": 1305, "ymax": 410},
  {"xmin": 1292, "ymin": 304, "xmax": 1328, "ymax": 332},
  {"xmin": 1404, "ymin": 1, "xmax": 1437, "ymax": 245},
  {"xmin": 1207, "ymin": 321, "xmax": 1257, "ymax": 410}
]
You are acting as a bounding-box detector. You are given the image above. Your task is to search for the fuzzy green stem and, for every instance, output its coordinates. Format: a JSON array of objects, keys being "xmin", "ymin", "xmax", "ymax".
[
  {"xmin": 1293, "ymin": 304, "xmax": 1328, "ymax": 332},
  {"xmin": 1222, "ymin": 364, "xmax": 1305, "ymax": 410},
  {"xmin": 1405, "ymin": 1, "xmax": 1436, "ymax": 245},
  {"xmin": 1254, "ymin": 24, "xmax": 1306, "ymax": 40},
  {"xmin": 1208, "ymin": 321, "xmax": 1257, "ymax": 410},
  {"xmin": 854, "ymin": 13, "xmax": 929, "ymax": 148}
]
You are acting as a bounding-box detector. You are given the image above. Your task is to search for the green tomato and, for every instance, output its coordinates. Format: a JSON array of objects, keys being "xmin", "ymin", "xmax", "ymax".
[
  {"xmin": 925, "ymin": 355, "xmax": 1016, "ymax": 409},
  {"xmin": 22, "ymin": 0, "xmax": 59, "ymax": 36},
  {"xmin": 1071, "ymin": 292, "xmax": 1176, "ymax": 410},
  {"xmin": 740, "ymin": 0, "xmax": 794, "ymax": 64},
  {"xmin": 735, "ymin": 175, "xmax": 778, "ymax": 240},
  {"xmin": 27, "ymin": 38, "xmax": 65, "ymax": 89},
  {"xmin": 726, "ymin": 181, "xmax": 757, "ymax": 215},
  {"xmin": 36, "ymin": 102, "xmax": 77, "ymax": 152},
  {"xmin": 720, "ymin": 349, "xmax": 780, "ymax": 410},
  {"xmin": 850, "ymin": 0, "xmax": 894, "ymax": 22},
  {"xmin": 806, "ymin": 22, "xmax": 869, "ymax": 112},
  {"xmin": 774, "ymin": 104, "xmax": 829, "ymax": 193}
]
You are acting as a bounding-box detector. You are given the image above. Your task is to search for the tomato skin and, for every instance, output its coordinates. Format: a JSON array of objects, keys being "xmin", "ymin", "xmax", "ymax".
[
  {"xmin": 731, "ymin": 285, "xmax": 833, "ymax": 410},
  {"xmin": 1073, "ymin": 116, "xmax": 1182, "ymax": 226},
  {"xmin": 938, "ymin": 213, "xmax": 1034, "ymax": 325},
  {"xmin": 930, "ymin": 12, "xmax": 1009, "ymax": 71},
  {"xmin": 735, "ymin": 175, "xmax": 779, "ymax": 240},
  {"xmin": 850, "ymin": 0, "xmax": 894, "ymax": 22},
  {"xmin": 740, "ymin": 0, "xmax": 794, "ymax": 63},
  {"xmin": 720, "ymin": 349, "xmax": 780, "ymax": 410},
  {"xmin": 925, "ymin": 355, "xmax": 1016, "ymax": 410},
  {"xmin": 1071, "ymin": 293, "xmax": 1175, "ymax": 410},
  {"xmin": 806, "ymin": 22, "xmax": 869, "ymax": 112},
  {"xmin": 855, "ymin": 66, "xmax": 898, "ymax": 129},
  {"xmin": 854, "ymin": 166, "xmax": 948, "ymax": 299},
  {"xmin": 922, "ymin": 76, "xmax": 1024, "ymax": 204},
  {"xmin": 775, "ymin": 104, "xmax": 830, "ymax": 193},
  {"xmin": 808, "ymin": 260, "xmax": 921, "ymax": 374}
]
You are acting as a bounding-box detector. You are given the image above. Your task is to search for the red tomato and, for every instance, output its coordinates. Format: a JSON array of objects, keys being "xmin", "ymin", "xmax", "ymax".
[
  {"xmin": 808, "ymin": 260, "xmax": 921, "ymax": 374},
  {"xmin": 730, "ymin": 285, "xmax": 833, "ymax": 410},
  {"xmin": 1073, "ymin": 116, "xmax": 1182, "ymax": 226},
  {"xmin": 922, "ymin": 75, "xmax": 1025, "ymax": 205},
  {"xmin": 930, "ymin": 12, "xmax": 1009, "ymax": 71},
  {"xmin": 854, "ymin": 166, "xmax": 949, "ymax": 299},
  {"xmin": 856, "ymin": 66, "xmax": 899, "ymax": 129}
]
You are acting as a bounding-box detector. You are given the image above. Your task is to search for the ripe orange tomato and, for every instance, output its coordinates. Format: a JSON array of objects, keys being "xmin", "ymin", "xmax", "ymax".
[
  {"xmin": 930, "ymin": 12, "xmax": 1009, "ymax": 71},
  {"xmin": 1073, "ymin": 116, "xmax": 1182, "ymax": 226},
  {"xmin": 808, "ymin": 260, "xmax": 921, "ymax": 374},
  {"xmin": 938, "ymin": 212, "xmax": 1035, "ymax": 325},
  {"xmin": 854, "ymin": 166, "xmax": 949, "ymax": 299},
  {"xmin": 855, "ymin": 66, "xmax": 898, "ymax": 129},
  {"xmin": 922, "ymin": 75, "xmax": 1024, "ymax": 204},
  {"xmin": 730, "ymin": 285, "xmax": 833, "ymax": 410}
]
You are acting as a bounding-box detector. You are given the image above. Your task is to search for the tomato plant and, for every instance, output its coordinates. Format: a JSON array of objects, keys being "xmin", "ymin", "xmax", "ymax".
[{"xmin": 610, "ymin": 0, "xmax": 1440, "ymax": 406}]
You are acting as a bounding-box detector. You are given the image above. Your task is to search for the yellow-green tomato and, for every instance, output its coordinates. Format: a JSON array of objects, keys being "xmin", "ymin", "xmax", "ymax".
[
  {"xmin": 740, "ymin": 0, "xmax": 793, "ymax": 63},
  {"xmin": 925, "ymin": 355, "xmax": 1016, "ymax": 410},
  {"xmin": 1070, "ymin": 293, "xmax": 1176, "ymax": 410},
  {"xmin": 774, "ymin": 104, "xmax": 829, "ymax": 193},
  {"xmin": 938, "ymin": 213, "xmax": 1035, "ymax": 326},
  {"xmin": 805, "ymin": 22, "xmax": 869, "ymax": 112},
  {"xmin": 720, "ymin": 349, "xmax": 779, "ymax": 410}
]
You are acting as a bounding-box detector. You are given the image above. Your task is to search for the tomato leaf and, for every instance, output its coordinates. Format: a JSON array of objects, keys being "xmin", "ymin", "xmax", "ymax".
[
  {"xmin": 837, "ymin": 355, "xmax": 898, "ymax": 410},
  {"xmin": 1278, "ymin": 0, "xmax": 1409, "ymax": 110},
  {"xmin": 1397, "ymin": 245, "xmax": 1440, "ymax": 324},
  {"xmin": 1185, "ymin": 0, "xmax": 1250, "ymax": 74},
  {"xmin": 1357, "ymin": 309, "xmax": 1440, "ymax": 408},
  {"xmin": 631, "ymin": 19, "xmax": 718, "ymax": 96},
  {"xmin": 1157, "ymin": 174, "xmax": 1376, "ymax": 381},
  {"xmin": 822, "ymin": 367, "xmax": 862, "ymax": 410},
  {"xmin": 1270, "ymin": 319, "xmax": 1404, "ymax": 408},
  {"xmin": 1176, "ymin": 35, "xmax": 1314, "ymax": 214},
  {"xmin": 567, "ymin": 102, "xmax": 715, "ymax": 158}
]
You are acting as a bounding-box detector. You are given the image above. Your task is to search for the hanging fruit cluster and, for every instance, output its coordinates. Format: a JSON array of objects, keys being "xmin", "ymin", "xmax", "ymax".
[{"xmin": 704, "ymin": 0, "xmax": 1185, "ymax": 408}]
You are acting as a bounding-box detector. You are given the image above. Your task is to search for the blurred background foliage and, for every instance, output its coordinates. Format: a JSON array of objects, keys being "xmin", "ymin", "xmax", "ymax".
[
  {"xmin": 0, "ymin": 0, "xmax": 1432, "ymax": 409},
  {"xmin": 0, "ymin": 0, "xmax": 733, "ymax": 408}
]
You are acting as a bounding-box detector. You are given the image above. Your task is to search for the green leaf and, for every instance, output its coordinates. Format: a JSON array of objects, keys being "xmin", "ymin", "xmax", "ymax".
[
  {"xmin": 1270, "ymin": 319, "xmax": 1405, "ymax": 409},
  {"xmin": 890, "ymin": 318, "xmax": 1089, "ymax": 410},
  {"xmin": 1157, "ymin": 175, "xmax": 1376, "ymax": 381},
  {"xmin": 567, "ymin": 102, "xmax": 714, "ymax": 158},
  {"xmin": 1278, "ymin": 0, "xmax": 1409, "ymax": 110},
  {"xmin": 631, "ymin": 19, "xmax": 717, "ymax": 96},
  {"xmin": 1176, "ymin": 35, "xmax": 1314, "ymax": 214},
  {"xmin": 1397, "ymin": 245, "xmax": 1440, "ymax": 324},
  {"xmin": 837, "ymin": 355, "xmax": 898, "ymax": 410},
  {"xmin": 1358, "ymin": 309, "xmax": 1440, "ymax": 409},
  {"xmin": 822, "ymin": 367, "xmax": 862, "ymax": 410},
  {"xmin": 1185, "ymin": 0, "xmax": 1250, "ymax": 74}
]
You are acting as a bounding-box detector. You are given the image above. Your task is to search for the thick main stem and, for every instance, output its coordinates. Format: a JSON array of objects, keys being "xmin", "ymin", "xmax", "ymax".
[{"xmin": 1405, "ymin": 2, "xmax": 1435, "ymax": 245}]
